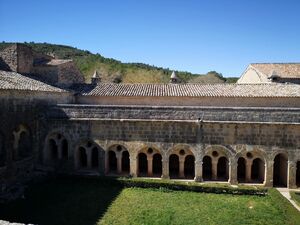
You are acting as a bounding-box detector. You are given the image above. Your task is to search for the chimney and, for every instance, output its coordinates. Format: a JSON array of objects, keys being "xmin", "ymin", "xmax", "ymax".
[
  {"xmin": 169, "ymin": 71, "xmax": 180, "ymax": 83},
  {"xmin": 91, "ymin": 70, "xmax": 101, "ymax": 84}
]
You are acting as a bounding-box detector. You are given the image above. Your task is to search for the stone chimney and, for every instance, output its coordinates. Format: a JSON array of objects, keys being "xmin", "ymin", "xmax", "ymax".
[
  {"xmin": 169, "ymin": 71, "xmax": 180, "ymax": 83},
  {"xmin": 91, "ymin": 70, "xmax": 101, "ymax": 85}
]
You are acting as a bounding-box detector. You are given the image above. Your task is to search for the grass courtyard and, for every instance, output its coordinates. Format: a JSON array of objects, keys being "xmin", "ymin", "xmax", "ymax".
[{"xmin": 0, "ymin": 177, "xmax": 299, "ymax": 225}]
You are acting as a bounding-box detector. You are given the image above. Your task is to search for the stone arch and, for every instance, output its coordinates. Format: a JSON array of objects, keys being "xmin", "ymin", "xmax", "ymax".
[
  {"xmin": 152, "ymin": 153, "xmax": 162, "ymax": 177},
  {"xmin": 296, "ymin": 161, "xmax": 300, "ymax": 187},
  {"xmin": 138, "ymin": 152, "xmax": 148, "ymax": 177},
  {"xmin": 13, "ymin": 124, "xmax": 32, "ymax": 160},
  {"xmin": 273, "ymin": 153, "xmax": 288, "ymax": 187},
  {"xmin": 237, "ymin": 157, "xmax": 246, "ymax": 183},
  {"xmin": 75, "ymin": 140, "xmax": 105, "ymax": 172},
  {"xmin": 251, "ymin": 158, "xmax": 265, "ymax": 183},
  {"xmin": 202, "ymin": 155, "xmax": 212, "ymax": 180},
  {"xmin": 217, "ymin": 156, "xmax": 229, "ymax": 181},
  {"xmin": 44, "ymin": 132, "xmax": 69, "ymax": 163},
  {"xmin": 184, "ymin": 155, "xmax": 195, "ymax": 179},
  {"xmin": 169, "ymin": 154, "xmax": 179, "ymax": 178},
  {"xmin": 107, "ymin": 144, "xmax": 130, "ymax": 175}
]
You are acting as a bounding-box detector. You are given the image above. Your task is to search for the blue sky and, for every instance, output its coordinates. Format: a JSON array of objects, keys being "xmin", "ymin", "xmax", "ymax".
[{"xmin": 1, "ymin": 0, "xmax": 300, "ymax": 77}]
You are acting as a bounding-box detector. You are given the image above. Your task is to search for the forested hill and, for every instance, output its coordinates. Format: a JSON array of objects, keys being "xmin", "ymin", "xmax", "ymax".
[{"xmin": 0, "ymin": 42, "xmax": 238, "ymax": 83}]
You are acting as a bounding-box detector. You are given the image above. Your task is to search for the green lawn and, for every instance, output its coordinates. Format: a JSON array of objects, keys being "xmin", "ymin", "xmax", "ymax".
[
  {"xmin": 0, "ymin": 177, "xmax": 299, "ymax": 225},
  {"xmin": 290, "ymin": 191, "xmax": 300, "ymax": 207}
]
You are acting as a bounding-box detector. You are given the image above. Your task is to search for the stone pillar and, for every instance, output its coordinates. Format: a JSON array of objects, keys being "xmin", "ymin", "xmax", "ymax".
[
  {"xmin": 229, "ymin": 160, "xmax": 237, "ymax": 184},
  {"xmin": 212, "ymin": 159, "xmax": 218, "ymax": 180},
  {"xmin": 288, "ymin": 160, "xmax": 297, "ymax": 189},
  {"xmin": 264, "ymin": 161, "xmax": 274, "ymax": 187},
  {"xmin": 130, "ymin": 156, "xmax": 137, "ymax": 177},
  {"xmin": 147, "ymin": 156, "xmax": 153, "ymax": 177},
  {"xmin": 87, "ymin": 149, "xmax": 92, "ymax": 169},
  {"xmin": 161, "ymin": 156, "xmax": 169, "ymax": 179},
  {"xmin": 117, "ymin": 154, "xmax": 122, "ymax": 174},
  {"xmin": 104, "ymin": 151, "xmax": 109, "ymax": 174},
  {"xmin": 194, "ymin": 159, "xmax": 203, "ymax": 182},
  {"xmin": 179, "ymin": 159, "xmax": 185, "ymax": 178},
  {"xmin": 245, "ymin": 161, "xmax": 252, "ymax": 183}
]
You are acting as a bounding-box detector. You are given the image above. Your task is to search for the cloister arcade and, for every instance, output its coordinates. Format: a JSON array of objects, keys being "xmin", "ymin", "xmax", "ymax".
[{"xmin": 43, "ymin": 134, "xmax": 300, "ymax": 188}]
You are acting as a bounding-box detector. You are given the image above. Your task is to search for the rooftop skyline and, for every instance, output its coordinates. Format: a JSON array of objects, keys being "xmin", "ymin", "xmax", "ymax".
[{"xmin": 1, "ymin": 0, "xmax": 300, "ymax": 77}]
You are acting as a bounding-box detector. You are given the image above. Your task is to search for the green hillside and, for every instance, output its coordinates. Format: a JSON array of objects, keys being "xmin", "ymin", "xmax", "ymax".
[{"xmin": 0, "ymin": 42, "xmax": 238, "ymax": 83}]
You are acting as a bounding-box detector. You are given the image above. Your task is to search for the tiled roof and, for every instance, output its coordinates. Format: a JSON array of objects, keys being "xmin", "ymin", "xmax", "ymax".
[
  {"xmin": 0, "ymin": 70, "xmax": 66, "ymax": 92},
  {"xmin": 71, "ymin": 83, "xmax": 300, "ymax": 98},
  {"xmin": 251, "ymin": 63, "xmax": 300, "ymax": 79}
]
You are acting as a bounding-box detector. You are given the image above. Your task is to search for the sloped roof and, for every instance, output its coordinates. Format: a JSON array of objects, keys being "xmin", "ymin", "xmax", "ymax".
[
  {"xmin": 250, "ymin": 63, "xmax": 300, "ymax": 79},
  {"xmin": 0, "ymin": 70, "xmax": 67, "ymax": 92},
  {"xmin": 71, "ymin": 83, "xmax": 300, "ymax": 98}
]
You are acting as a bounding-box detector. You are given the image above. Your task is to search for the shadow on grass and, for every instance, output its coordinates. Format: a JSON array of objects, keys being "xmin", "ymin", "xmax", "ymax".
[{"xmin": 0, "ymin": 176, "xmax": 123, "ymax": 225}]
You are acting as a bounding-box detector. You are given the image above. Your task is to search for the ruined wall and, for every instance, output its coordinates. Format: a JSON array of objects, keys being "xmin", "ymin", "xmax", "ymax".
[
  {"xmin": 58, "ymin": 61, "xmax": 85, "ymax": 85},
  {"xmin": 16, "ymin": 45, "xmax": 33, "ymax": 74},
  {"xmin": 0, "ymin": 45, "xmax": 18, "ymax": 71}
]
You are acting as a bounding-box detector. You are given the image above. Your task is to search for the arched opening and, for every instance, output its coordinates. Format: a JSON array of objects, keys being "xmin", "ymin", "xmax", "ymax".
[
  {"xmin": 79, "ymin": 147, "xmax": 87, "ymax": 168},
  {"xmin": 184, "ymin": 155, "xmax": 195, "ymax": 179},
  {"xmin": 152, "ymin": 153, "xmax": 162, "ymax": 177},
  {"xmin": 18, "ymin": 131, "xmax": 31, "ymax": 159},
  {"xmin": 138, "ymin": 153, "xmax": 148, "ymax": 176},
  {"xmin": 91, "ymin": 147, "xmax": 99, "ymax": 168},
  {"xmin": 108, "ymin": 150, "xmax": 117, "ymax": 173},
  {"xmin": 49, "ymin": 139, "xmax": 58, "ymax": 160},
  {"xmin": 217, "ymin": 157, "xmax": 228, "ymax": 181},
  {"xmin": 61, "ymin": 139, "xmax": 68, "ymax": 159},
  {"xmin": 203, "ymin": 156, "xmax": 212, "ymax": 180},
  {"xmin": 251, "ymin": 158, "xmax": 265, "ymax": 183},
  {"xmin": 121, "ymin": 151, "xmax": 130, "ymax": 173},
  {"xmin": 273, "ymin": 153, "xmax": 288, "ymax": 187},
  {"xmin": 237, "ymin": 157, "xmax": 246, "ymax": 183},
  {"xmin": 296, "ymin": 161, "xmax": 300, "ymax": 187},
  {"xmin": 169, "ymin": 154, "xmax": 179, "ymax": 178}
]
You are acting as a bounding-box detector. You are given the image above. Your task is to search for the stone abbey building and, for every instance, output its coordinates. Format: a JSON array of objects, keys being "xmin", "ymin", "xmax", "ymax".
[{"xmin": 0, "ymin": 44, "xmax": 300, "ymax": 198}]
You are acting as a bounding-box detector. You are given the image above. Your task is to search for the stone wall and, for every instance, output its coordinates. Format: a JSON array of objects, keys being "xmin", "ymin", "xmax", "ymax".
[
  {"xmin": 0, "ymin": 45, "xmax": 18, "ymax": 71},
  {"xmin": 58, "ymin": 61, "xmax": 85, "ymax": 85}
]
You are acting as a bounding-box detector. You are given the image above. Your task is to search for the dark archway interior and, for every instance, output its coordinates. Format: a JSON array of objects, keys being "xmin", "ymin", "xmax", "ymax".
[
  {"xmin": 251, "ymin": 158, "xmax": 265, "ymax": 183},
  {"xmin": 217, "ymin": 157, "xmax": 228, "ymax": 181},
  {"xmin": 296, "ymin": 161, "xmax": 300, "ymax": 187},
  {"xmin": 152, "ymin": 153, "xmax": 162, "ymax": 177},
  {"xmin": 169, "ymin": 154, "xmax": 179, "ymax": 178},
  {"xmin": 108, "ymin": 150, "xmax": 117, "ymax": 173},
  {"xmin": 79, "ymin": 147, "xmax": 87, "ymax": 168},
  {"xmin": 0, "ymin": 133, "xmax": 4, "ymax": 167},
  {"xmin": 273, "ymin": 154, "xmax": 288, "ymax": 187},
  {"xmin": 49, "ymin": 139, "xmax": 58, "ymax": 160},
  {"xmin": 18, "ymin": 131, "xmax": 31, "ymax": 159},
  {"xmin": 184, "ymin": 155, "xmax": 195, "ymax": 179},
  {"xmin": 203, "ymin": 156, "xmax": 212, "ymax": 180},
  {"xmin": 121, "ymin": 151, "xmax": 130, "ymax": 173},
  {"xmin": 91, "ymin": 147, "xmax": 99, "ymax": 168},
  {"xmin": 138, "ymin": 153, "xmax": 148, "ymax": 176},
  {"xmin": 237, "ymin": 157, "xmax": 246, "ymax": 183},
  {"xmin": 62, "ymin": 139, "xmax": 68, "ymax": 159}
]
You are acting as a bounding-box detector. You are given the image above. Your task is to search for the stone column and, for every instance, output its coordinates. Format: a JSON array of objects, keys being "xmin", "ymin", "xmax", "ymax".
[
  {"xmin": 245, "ymin": 161, "xmax": 252, "ymax": 183},
  {"xmin": 264, "ymin": 160, "xmax": 274, "ymax": 187},
  {"xmin": 104, "ymin": 151, "xmax": 109, "ymax": 174},
  {"xmin": 130, "ymin": 156, "xmax": 137, "ymax": 177},
  {"xmin": 288, "ymin": 160, "xmax": 297, "ymax": 189},
  {"xmin": 116, "ymin": 154, "xmax": 122, "ymax": 174},
  {"xmin": 194, "ymin": 159, "xmax": 203, "ymax": 182},
  {"xmin": 179, "ymin": 158, "xmax": 185, "ymax": 178},
  {"xmin": 228, "ymin": 160, "xmax": 237, "ymax": 184},
  {"xmin": 161, "ymin": 156, "xmax": 169, "ymax": 179},
  {"xmin": 147, "ymin": 156, "xmax": 153, "ymax": 177},
  {"xmin": 212, "ymin": 159, "xmax": 218, "ymax": 180}
]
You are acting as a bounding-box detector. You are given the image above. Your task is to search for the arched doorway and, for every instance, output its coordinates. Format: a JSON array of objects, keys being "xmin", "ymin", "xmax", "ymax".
[
  {"xmin": 152, "ymin": 153, "xmax": 162, "ymax": 177},
  {"xmin": 217, "ymin": 157, "xmax": 228, "ymax": 181},
  {"xmin": 138, "ymin": 153, "xmax": 148, "ymax": 176},
  {"xmin": 251, "ymin": 158, "xmax": 265, "ymax": 183},
  {"xmin": 108, "ymin": 150, "xmax": 117, "ymax": 173},
  {"xmin": 79, "ymin": 147, "xmax": 87, "ymax": 168},
  {"xmin": 184, "ymin": 155, "xmax": 195, "ymax": 179},
  {"xmin": 121, "ymin": 151, "xmax": 130, "ymax": 173},
  {"xmin": 237, "ymin": 157, "xmax": 246, "ymax": 183},
  {"xmin": 169, "ymin": 154, "xmax": 179, "ymax": 178},
  {"xmin": 49, "ymin": 139, "xmax": 58, "ymax": 160},
  {"xmin": 273, "ymin": 154, "xmax": 288, "ymax": 187},
  {"xmin": 18, "ymin": 131, "xmax": 31, "ymax": 159},
  {"xmin": 203, "ymin": 156, "xmax": 212, "ymax": 180},
  {"xmin": 91, "ymin": 147, "xmax": 99, "ymax": 168},
  {"xmin": 296, "ymin": 161, "xmax": 300, "ymax": 187}
]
